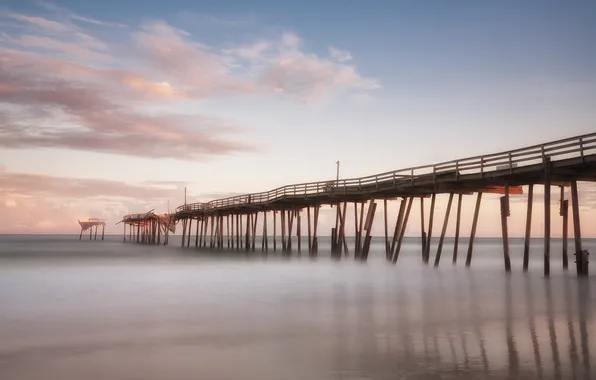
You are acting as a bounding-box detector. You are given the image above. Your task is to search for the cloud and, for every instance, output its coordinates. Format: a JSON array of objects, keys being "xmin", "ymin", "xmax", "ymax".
[
  {"xmin": 329, "ymin": 47, "xmax": 353, "ymax": 62},
  {"xmin": 0, "ymin": 6, "xmax": 379, "ymax": 160}
]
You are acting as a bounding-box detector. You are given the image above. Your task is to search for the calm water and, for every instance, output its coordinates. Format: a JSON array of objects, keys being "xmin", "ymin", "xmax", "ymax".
[{"xmin": 0, "ymin": 235, "xmax": 595, "ymax": 379}]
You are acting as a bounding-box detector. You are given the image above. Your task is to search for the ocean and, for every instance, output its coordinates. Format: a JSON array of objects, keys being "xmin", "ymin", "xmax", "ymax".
[{"xmin": 0, "ymin": 235, "xmax": 594, "ymax": 379}]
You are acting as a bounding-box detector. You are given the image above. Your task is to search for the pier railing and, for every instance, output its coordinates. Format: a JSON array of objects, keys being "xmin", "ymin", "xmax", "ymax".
[{"xmin": 177, "ymin": 133, "xmax": 596, "ymax": 214}]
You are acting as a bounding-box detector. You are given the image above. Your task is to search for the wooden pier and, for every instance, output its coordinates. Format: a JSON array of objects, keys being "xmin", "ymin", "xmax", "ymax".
[{"xmin": 125, "ymin": 133, "xmax": 596, "ymax": 276}]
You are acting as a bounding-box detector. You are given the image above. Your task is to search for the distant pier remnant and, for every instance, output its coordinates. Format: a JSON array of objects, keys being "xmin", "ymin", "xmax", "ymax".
[{"xmin": 78, "ymin": 218, "xmax": 106, "ymax": 241}]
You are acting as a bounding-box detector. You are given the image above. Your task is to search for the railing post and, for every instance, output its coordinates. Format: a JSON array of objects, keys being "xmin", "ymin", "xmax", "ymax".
[
  {"xmin": 579, "ymin": 137, "xmax": 584, "ymax": 161},
  {"xmin": 508, "ymin": 152, "xmax": 513, "ymax": 174},
  {"xmin": 455, "ymin": 161, "xmax": 459, "ymax": 181},
  {"xmin": 410, "ymin": 169, "xmax": 414, "ymax": 185},
  {"xmin": 433, "ymin": 166, "xmax": 436, "ymax": 185},
  {"xmin": 480, "ymin": 158, "xmax": 484, "ymax": 178},
  {"xmin": 393, "ymin": 172, "xmax": 396, "ymax": 187},
  {"xmin": 359, "ymin": 179, "xmax": 362, "ymax": 192},
  {"xmin": 376, "ymin": 176, "xmax": 379, "ymax": 191}
]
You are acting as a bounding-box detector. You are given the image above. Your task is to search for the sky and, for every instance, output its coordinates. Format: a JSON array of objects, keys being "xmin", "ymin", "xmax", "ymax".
[{"xmin": 1, "ymin": 0, "xmax": 595, "ymax": 236}]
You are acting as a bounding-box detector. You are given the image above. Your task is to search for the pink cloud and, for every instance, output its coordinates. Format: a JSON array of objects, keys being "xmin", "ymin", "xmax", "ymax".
[{"xmin": 0, "ymin": 7, "xmax": 379, "ymax": 161}]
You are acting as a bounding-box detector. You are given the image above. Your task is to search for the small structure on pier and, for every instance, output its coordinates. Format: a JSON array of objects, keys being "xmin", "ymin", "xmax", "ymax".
[
  {"xmin": 118, "ymin": 210, "xmax": 176, "ymax": 245},
  {"xmin": 78, "ymin": 218, "xmax": 106, "ymax": 240}
]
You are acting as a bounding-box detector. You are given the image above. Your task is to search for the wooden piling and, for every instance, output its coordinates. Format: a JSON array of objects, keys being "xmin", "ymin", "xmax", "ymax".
[
  {"xmin": 570, "ymin": 181, "xmax": 586, "ymax": 276},
  {"xmin": 297, "ymin": 209, "xmax": 302, "ymax": 254},
  {"xmin": 393, "ymin": 197, "xmax": 413, "ymax": 263},
  {"xmin": 500, "ymin": 195, "xmax": 511, "ymax": 272},
  {"xmin": 245, "ymin": 213, "xmax": 251, "ymax": 252},
  {"xmin": 236, "ymin": 214, "xmax": 240, "ymax": 250},
  {"xmin": 313, "ymin": 206, "xmax": 320, "ymax": 255},
  {"xmin": 425, "ymin": 193, "xmax": 436, "ymax": 263},
  {"xmin": 384, "ymin": 199, "xmax": 390, "ymax": 259},
  {"xmin": 361, "ymin": 199, "xmax": 377, "ymax": 261},
  {"xmin": 101, "ymin": 224, "xmax": 105, "ymax": 241},
  {"xmin": 252, "ymin": 212, "xmax": 258, "ymax": 252},
  {"xmin": 287, "ymin": 210, "xmax": 294, "ymax": 253},
  {"xmin": 434, "ymin": 193, "xmax": 454, "ymax": 267},
  {"xmin": 307, "ymin": 206, "xmax": 312, "ymax": 254},
  {"xmin": 358, "ymin": 202, "xmax": 365, "ymax": 257},
  {"xmin": 560, "ymin": 187, "xmax": 568, "ymax": 270},
  {"xmin": 523, "ymin": 184, "xmax": 534, "ymax": 271},
  {"xmin": 338, "ymin": 202, "xmax": 349, "ymax": 257},
  {"xmin": 465, "ymin": 192, "xmax": 483, "ymax": 267},
  {"xmin": 281, "ymin": 210, "xmax": 287, "ymax": 253},
  {"xmin": 452, "ymin": 194, "xmax": 463, "ymax": 264},
  {"xmin": 420, "ymin": 197, "xmax": 426, "ymax": 261},
  {"xmin": 273, "ymin": 211, "xmax": 277, "ymax": 252},
  {"xmin": 544, "ymin": 157, "xmax": 551, "ymax": 276},
  {"xmin": 389, "ymin": 199, "xmax": 406, "ymax": 259},
  {"xmin": 187, "ymin": 218, "xmax": 192, "ymax": 248},
  {"xmin": 227, "ymin": 215, "xmax": 230, "ymax": 249}
]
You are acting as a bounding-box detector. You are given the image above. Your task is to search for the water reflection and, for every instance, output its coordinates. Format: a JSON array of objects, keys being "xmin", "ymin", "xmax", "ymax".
[{"xmin": 0, "ymin": 246, "xmax": 595, "ymax": 379}]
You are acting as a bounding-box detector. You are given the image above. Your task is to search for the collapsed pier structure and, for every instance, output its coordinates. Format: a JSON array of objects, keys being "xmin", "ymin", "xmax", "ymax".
[{"xmin": 117, "ymin": 210, "xmax": 176, "ymax": 245}]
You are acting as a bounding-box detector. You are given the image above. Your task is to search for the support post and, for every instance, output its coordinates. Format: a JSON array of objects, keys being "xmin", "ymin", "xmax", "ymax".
[
  {"xmin": 361, "ymin": 200, "xmax": 377, "ymax": 261},
  {"xmin": 389, "ymin": 199, "xmax": 406, "ymax": 259},
  {"xmin": 393, "ymin": 197, "xmax": 413, "ymax": 263},
  {"xmin": 452, "ymin": 194, "xmax": 462, "ymax": 264},
  {"xmin": 313, "ymin": 206, "xmax": 320, "ymax": 256},
  {"xmin": 297, "ymin": 209, "xmax": 302, "ymax": 254},
  {"xmin": 101, "ymin": 224, "xmax": 105, "ymax": 241},
  {"xmin": 338, "ymin": 202, "xmax": 349, "ymax": 257},
  {"xmin": 523, "ymin": 184, "xmax": 534, "ymax": 271},
  {"xmin": 420, "ymin": 197, "xmax": 426, "ymax": 261},
  {"xmin": 252, "ymin": 212, "xmax": 258, "ymax": 252},
  {"xmin": 281, "ymin": 210, "xmax": 287, "ymax": 253},
  {"xmin": 195, "ymin": 216, "xmax": 200, "ymax": 247},
  {"xmin": 307, "ymin": 206, "xmax": 312, "ymax": 254},
  {"xmin": 384, "ymin": 199, "xmax": 389, "ymax": 259},
  {"xmin": 434, "ymin": 193, "xmax": 454, "ymax": 267},
  {"xmin": 187, "ymin": 218, "xmax": 192, "ymax": 248},
  {"xmin": 560, "ymin": 187, "xmax": 568, "ymax": 270},
  {"xmin": 500, "ymin": 194, "xmax": 511, "ymax": 272},
  {"xmin": 273, "ymin": 211, "xmax": 277, "ymax": 252},
  {"xmin": 425, "ymin": 193, "xmax": 436, "ymax": 263},
  {"xmin": 571, "ymin": 181, "xmax": 587, "ymax": 276},
  {"xmin": 544, "ymin": 157, "xmax": 551, "ymax": 276},
  {"xmin": 465, "ymin": 192, "xmax": 483, "ymax": 267}
]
